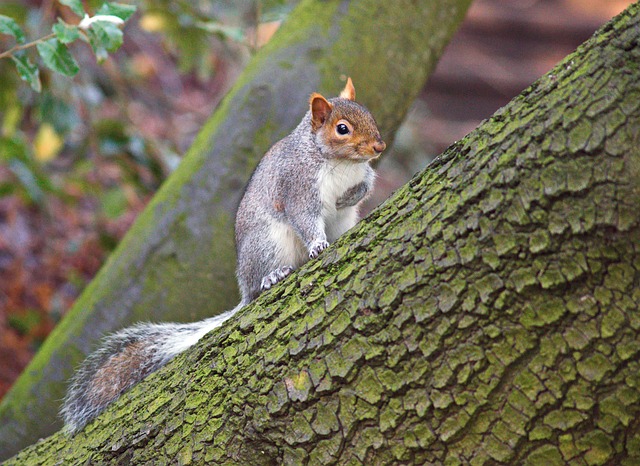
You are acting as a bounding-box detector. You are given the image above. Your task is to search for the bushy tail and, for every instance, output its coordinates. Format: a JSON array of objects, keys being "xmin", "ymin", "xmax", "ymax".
[{"xmin": 61, "ymin": 305, "xmax": 240, "ymax": 434}]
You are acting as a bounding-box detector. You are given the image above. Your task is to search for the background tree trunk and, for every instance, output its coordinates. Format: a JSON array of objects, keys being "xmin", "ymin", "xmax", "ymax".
[
  {"xmin": 0, "ymin": 0, "xmax": 473, "ymax": 460},
  {"xmin": 6, "ymin": 2, "xmax": 640, "ymax": 465}
]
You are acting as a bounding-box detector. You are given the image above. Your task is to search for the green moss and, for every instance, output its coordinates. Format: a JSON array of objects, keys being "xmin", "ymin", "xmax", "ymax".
[
  {"xmin": 616, "ymin": 339, "xmax": 640, "ymax": 361},
  {"xmin": 458, "ymin": 236, "xmax": 479, "ymax": 264},
  {"xmin": 600, "ymin": 307, "xmax": 626, "ymax": 338},
  {"xmin": 311, "ymin": 400, "xmax": 340, "ymax": 436},
  {"xmin": 375, "ymin": 367, "xmax": 404, "ymax": 392},
  {"xmin": 493, "ymin": 232, "xmax": 517, "ymax": 256},
  {"xmin": 578, "ymin": 429, "xmax": 614, "ymax": 465},
  {"xmin": 430, "ymin": 390, "xmax": 454, "ymax": 410},
  {"xmin": 577, "ymin": 353, "xmax": 613, "ymax": 382},
  {"xmin": 284, "ymin": 370, "xmax": 313, "ymax": 402},
  {"xmin": 475, "ymin": 273, "xmax": 504, "ymax": 303},
  {"xmin": 438, "ymin": 410, "xmax": 471, "ymax": 442},
  {"xmin": 514, "ymin": 368, "xmax": 545, "ymax": 402},
  {"xmin": 600, "ymin": 393, "xmax": 633, "ymax": 427},
  {"xmin": 309, "ymin": 435, "xmax": 342, "ymax": 464},
  {"xmin": 481, "ymin": 249, "xmax": 501, "ymax": 273},
  {"xmin": 379, "ymin": 398, "xmax": 403, "ymax": 433},
  {"xmin": 520, "ymin": 296, "xmax": 566, "ymax": 327},
  {"xmin": 544, "ymin": 409, "xmax": 586, "ymax": 430},
  {"xmin": 285, "ymin": 412, "xmax": 315, "ymax": 445},
  {"xmin": 524, "ymin": 445, "xmax": 565, "ymax": 465},
  {"xmin": 509, "ymin": 267, "xmax": 537, "ymax": 293},
  {"xmin": 567, "ymin": 119, "xmax": 592, "ymax": 153},
  {"xmin": 328, "ymin": 310, "xmax": 351, "ymax": 337},
  {"xmin": 324, "ymin": 348, "xmax": 353, "ymax": 380},
  {"xmin": 354, "ymin": 366, "xmax": 384, "ymax": 405},
  {"xmin": 485, "ymin": 434, "xmax": 513, "ymax": 462},
  {"xmin": 378, "ymin": 284, "xmax": 400, "ymax": 308},
  {"xmin": 411, "ymin": 423, "xmax": 435, "ymax": 449},
  {"xmin": 529, "ymin": 425, "xmax": 553, "ymax": 441},
  {"xmin": 605, "ymin": 108, "xmax": 627, "ymax": 136},
  {"xmin": 266, "ymin": 381, "xmax": 290, "ymax": 415},
  {"xmin": 604, "ymin": 263, "xmax": 635, "ymax": 292},
  {"xmin": 529, "ymin": 230, "xmax": 551, "ymax": 253}
]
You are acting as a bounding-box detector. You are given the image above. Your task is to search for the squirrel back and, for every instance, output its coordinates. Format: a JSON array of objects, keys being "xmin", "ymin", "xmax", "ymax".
[{"xmin": 62, "ymin": 78, "xmax": 385, "ymax": 434}]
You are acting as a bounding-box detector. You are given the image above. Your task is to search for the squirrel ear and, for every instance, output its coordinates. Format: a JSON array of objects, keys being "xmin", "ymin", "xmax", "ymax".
[
  {"xmin": 339, "ymin": 77, "xmax": 356, "ymax": 101},
  {"xmin": 310, "ymin": 93, "xmax": 333, "ymax": 131}
]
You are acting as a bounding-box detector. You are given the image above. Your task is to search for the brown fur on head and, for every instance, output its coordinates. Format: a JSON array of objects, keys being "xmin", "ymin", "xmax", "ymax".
[{"xmin": 309, "ymin": 78, "xmax": 386, "ymax": 160}]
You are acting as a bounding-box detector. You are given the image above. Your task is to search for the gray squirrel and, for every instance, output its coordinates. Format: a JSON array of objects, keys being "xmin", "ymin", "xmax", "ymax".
[{"xmin": 61, "ymin": 78, "xmax": 386, "ymax": 434}]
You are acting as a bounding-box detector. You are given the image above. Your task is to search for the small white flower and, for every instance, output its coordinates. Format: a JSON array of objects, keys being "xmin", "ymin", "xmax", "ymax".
[{"xmin": 79, "ymin": 14, "xmax": 124, "ymax": 29}]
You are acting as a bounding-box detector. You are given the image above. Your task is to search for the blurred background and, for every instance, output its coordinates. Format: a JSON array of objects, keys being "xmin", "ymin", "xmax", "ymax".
[{"xmin": 0, "ymin": 0, "xmax": 633, "ymax": 399}]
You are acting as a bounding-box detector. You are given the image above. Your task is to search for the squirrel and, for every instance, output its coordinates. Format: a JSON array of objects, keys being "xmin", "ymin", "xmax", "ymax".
[{"xmin": 61, "ymin": 77, "xmax": 385, "ymax": 434}]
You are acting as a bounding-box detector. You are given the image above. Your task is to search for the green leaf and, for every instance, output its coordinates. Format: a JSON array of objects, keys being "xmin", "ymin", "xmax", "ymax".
[
  {"xmin": 0, "ymin": 136, "xmax": 53, "ymax": 204},
  {"xmin": 96, "ymin": 2, "xmax": 137, "ymax": 22},
  {"xmin": 58, "ymin": 0, "xmax": 84, "ymax": 17},
  {"xmin": 8, "ymin": 309, "xmax": 43, "ymax": 335},
  {"xmin": 196, "ymin": 21, "xmax": 245, "ymax": 43},
  {"xmin": 0, "ymin": 182, "xmax": 17, "ymax": 198},
  {"xmin": 0, "ymin": 136, "xmax": 27, "ymax": 163},
  {"xmin": 53, "ymin": 19, "xmax": 80, "ymax": 44},
  {"xmin": 11, "ymin": 52, "xmax": 41, "ymax": 92},
  {"xmin": 0, "ymin": 14, "xmax": 25, "ymax": 43},
  {"xmin": 36, "ymin": 38, "xmax": 79, "ymax": 76},
  {"xmin": 86, "ymin": 20, "xmax": 123, "ymax": 59}
]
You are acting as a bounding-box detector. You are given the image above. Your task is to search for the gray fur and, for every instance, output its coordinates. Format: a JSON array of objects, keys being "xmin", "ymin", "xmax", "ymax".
[
  {"xmin": 61, "ymin": 88, "xmax": 383, "ymax": 435},
  {"xmin": 235, "ymin": 99, "xmax": 380, "ymax": 302},
  {"xmin": 62, "ymin": 307, "xmax": 239, "ymax": 434}
]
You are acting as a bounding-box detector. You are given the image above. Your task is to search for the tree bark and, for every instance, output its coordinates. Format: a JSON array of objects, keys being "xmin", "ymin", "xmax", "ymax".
[
  {"xmin": 7, "ymin": 2, "xmax": 640, "ymax": 464},
  {"xmin": 0, "ymin": 0, "xmax": 472, "ymax": 459}
]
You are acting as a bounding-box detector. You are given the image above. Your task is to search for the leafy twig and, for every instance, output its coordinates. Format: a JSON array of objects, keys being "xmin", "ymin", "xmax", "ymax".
[{"xmin": 0, "ymin": 33, "xmax": 56, "ymax": 60}]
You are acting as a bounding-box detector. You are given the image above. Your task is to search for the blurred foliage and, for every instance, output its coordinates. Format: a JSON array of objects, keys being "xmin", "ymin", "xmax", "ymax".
[
  {"xmin": 0, "ymin": 0, "xmax": 296, "ymax": 222},
  {"xmin": 140, "ymin": 0, "xmax": 296, "ymax": 74},
  {"xmin": 0, "ymin": 1, "xmax": 296, "ymax": 376}
]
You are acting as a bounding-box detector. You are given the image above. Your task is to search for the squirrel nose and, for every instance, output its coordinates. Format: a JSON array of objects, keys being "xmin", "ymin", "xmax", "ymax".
[{"xmin": 373, "ymin": 140, "xmax": 386, "ymax": 154}]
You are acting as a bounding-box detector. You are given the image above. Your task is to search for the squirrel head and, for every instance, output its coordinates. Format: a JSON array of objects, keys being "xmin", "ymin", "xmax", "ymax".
[{"xmin": 309, "ymin": 78, "xmax": 386, "ymax": 161}]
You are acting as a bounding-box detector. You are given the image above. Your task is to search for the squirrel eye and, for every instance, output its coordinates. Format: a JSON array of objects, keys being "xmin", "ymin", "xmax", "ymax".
[{"xmin": 336, "ymin": 123, "xmax": 350, "ymax": 135}]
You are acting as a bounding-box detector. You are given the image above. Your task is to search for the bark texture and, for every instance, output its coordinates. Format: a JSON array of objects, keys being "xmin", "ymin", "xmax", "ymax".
[
  {"xmin": 0, "ymin": 0, "xmax": 472, "ymax": 459},
  {"xmin": 8, "ymin": 4, "xmax": 640, "ymax": 466}
]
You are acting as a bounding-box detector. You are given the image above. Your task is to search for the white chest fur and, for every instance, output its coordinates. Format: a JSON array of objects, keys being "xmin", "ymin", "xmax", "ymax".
[
  {"xmin": 318, "ymin": 160, "xmax": 368, "ymax": 210},
  {"xmin": 317, "ymin": 160, "xmax": 370, "ymax": 241}
]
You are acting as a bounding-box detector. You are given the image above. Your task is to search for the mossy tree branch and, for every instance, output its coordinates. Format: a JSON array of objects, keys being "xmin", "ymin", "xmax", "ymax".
[
  {"xmin": 0, "ymin": 0, "xmax": 472, "ymax": 459},
  {"xmin": 7, "ymin": 2, "xmax": 640, "ymax": 465}
]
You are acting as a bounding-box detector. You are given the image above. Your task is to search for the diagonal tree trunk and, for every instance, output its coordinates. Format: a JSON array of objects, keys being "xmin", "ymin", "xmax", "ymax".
[
  {"xmin": 7, "ymin": 2, "xmax": 640, "ymax": 464},
  {"xmin": 0, "ymin": 0, "xmax": 472, "ymax": 459}
]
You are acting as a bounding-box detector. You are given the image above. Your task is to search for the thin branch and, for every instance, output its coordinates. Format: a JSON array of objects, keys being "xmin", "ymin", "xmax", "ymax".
[{"xmin": 0, "ymin": 33, "xmax": 56, "ymax": 60}]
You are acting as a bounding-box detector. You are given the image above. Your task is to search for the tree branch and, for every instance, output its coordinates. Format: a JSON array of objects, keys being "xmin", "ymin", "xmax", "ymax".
[
  {"xmin": 6, "ymin": 1, "xmax": 640, "ymax": 464},
  {"xmin": 0, "ymin": 33, "xmax": 55, "ymax": 59}
]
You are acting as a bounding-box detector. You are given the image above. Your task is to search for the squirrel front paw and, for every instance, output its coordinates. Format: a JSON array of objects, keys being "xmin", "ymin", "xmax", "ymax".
[
  {"xmin": 261, "ymin": 266, "xmax": 294, "ymax": 291},
  {"xmin": 336, "ymin": 181, "xmax": 369, "ymax": 209},
  {"xmin": 308, "ymin": 240, "xmax": 329, "ymax": 259}
]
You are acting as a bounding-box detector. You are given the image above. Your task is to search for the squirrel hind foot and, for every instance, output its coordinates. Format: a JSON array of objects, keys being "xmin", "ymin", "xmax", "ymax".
[{"xmin": 260, "ymin": 266, "xmax": 294, "ymax": 291}]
